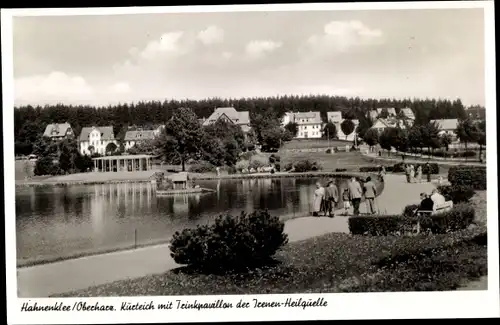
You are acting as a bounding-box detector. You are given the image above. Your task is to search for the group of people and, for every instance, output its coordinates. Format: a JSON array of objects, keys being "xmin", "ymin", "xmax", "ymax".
[
  {"xmin": 415, "ymin": 188, "xmax": 446, "ymax": 216},
  {"xmin": 312, "ymin": 176, "xmax": 378, "ymax": 217},
  {"xmin": 404, "ymin": 162, "xmax": 432, "ymax": 183}
]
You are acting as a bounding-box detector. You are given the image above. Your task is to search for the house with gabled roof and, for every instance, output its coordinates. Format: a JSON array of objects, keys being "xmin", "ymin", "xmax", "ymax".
[
  {"xmin": 282, "ymin": 111, "xmax": 323, "ymax": 139},
  {"xmin": 430, "ymin": 119, "xmax": 459, "ymax": 140},
  {"xmin": 203, "ymin": 107, "xmax": 251, "ymax": 133},
  {"xmin": 43, "ymin": 122, "xmax": 75, "ymax": 141},
  {"xmin": 79, "ymin": 126, "xmax": 116, "ymax": 156},
  {"xmin": 124, "ymin": 130, "xmax": 157, "ymax": 151},
  {"xmin": 371, "ymin": 118, "xmax": 407, "ymax": 133}
]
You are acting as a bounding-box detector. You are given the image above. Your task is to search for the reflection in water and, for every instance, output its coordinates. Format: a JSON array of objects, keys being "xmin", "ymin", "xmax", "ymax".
[{"xmin": 16, "ymin": 177, "xmax": 351, "ymax": 261}]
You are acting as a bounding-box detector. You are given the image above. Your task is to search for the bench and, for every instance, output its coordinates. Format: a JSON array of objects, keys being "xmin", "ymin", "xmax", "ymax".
[{"xmin": 414, "ymin": 201, "xmax": 454, "ymax": 234}]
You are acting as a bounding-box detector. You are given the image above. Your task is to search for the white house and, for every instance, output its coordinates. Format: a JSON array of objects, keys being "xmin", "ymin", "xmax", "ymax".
[
  {"xmin": 79, "ymin": 126, "xmax": 117, "ymax": 156},
  {"xmin": 430, "ymin": 119, "xmax": 459, "ymax": 139},
  {"xmin": 283, "ymin": 111, "xmax": 323, "ymax": 139},
  {"xmin": 203, "ymin": 107, "xmax": 251, "ymax": 133},
  {"xmin": 338, "ymin": 119, "xmax": 359, "ymax": 141},
  {"xmin": 43, "ymin": 122, "xmax": 75, "ymax": 141}
]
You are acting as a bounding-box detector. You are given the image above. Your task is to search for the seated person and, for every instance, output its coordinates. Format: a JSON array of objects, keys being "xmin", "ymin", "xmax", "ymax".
[
  {"xmin": 417, "ymin": 192, "xmax": 434, "ymax": 216},
  {"xmin": 430, "ymin": 188, "xmax": 446, "ymax": 205}
]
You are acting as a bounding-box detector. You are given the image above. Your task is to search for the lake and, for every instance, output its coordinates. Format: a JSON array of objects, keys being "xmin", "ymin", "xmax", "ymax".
[{"xmin": 15, "ymin": 177, "xmax": 353, "ymax": 263}]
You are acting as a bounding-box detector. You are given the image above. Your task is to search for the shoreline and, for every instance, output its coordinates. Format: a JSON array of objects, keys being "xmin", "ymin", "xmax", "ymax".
[
  {"xmin": 15, "ymin": 171, "xmax": 371, "ymax": 188},
  {"xmin": 16, "ymin": 211, "xmax": 322, "ymax": 269}
]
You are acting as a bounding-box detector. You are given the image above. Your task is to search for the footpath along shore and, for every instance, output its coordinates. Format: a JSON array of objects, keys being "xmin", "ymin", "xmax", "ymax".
[{"xmin": 17, "ymin": 174, "xmax": 435, "ymax": 298}]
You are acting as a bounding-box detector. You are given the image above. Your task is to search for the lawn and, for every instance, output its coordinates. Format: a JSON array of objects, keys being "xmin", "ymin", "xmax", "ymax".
[
  {"xmin": 283, "ymin": 139, "xmax": 352, "ymax": 150},
  {"xmin": 55, "ymin": 227, "xmax": 486, "ymax": 297},
  {"xmin": 280, "ymin": 151, "xmax": 383, "ymax": 172}
]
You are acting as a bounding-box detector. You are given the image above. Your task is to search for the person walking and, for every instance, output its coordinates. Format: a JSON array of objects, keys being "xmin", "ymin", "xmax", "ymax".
[
  {"xmin": 378, "ymin": 165, "xmax": 386, "ymax": 182},
  {"xmin": 416, "ymin": 165, "xmax": 423, "ymax": 183},
  {"xmin": 363, "ymin": 176, "xmax": 377, "ymax": 214},
  {"xmin": 405, "ymin": 164, "xmax": 411, "ymax": 183},
  {"xmin": 348, "ymin": 177, "xmax": 363, "ymax": 216},
  {"xmin": 425, "ymin": 162, "xmax": 432, "ymax": 182},
  {"xmin": 409, "ymin": 164, "xmax": 415, "ymax": 183},
  {"xmin": 324, "ymin": 179, "xmax": 339, "ymax": 217},
  {"xmin": 342, "ymin": 188, "xmax": 351, "ymax": 216},
  {"xmin": 312, "ymin": 182, "xmax": 325, "ymax": 217}
]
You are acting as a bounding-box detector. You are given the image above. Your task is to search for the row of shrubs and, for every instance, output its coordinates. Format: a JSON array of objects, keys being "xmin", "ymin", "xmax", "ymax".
[
  {"xmin": 170, "ymin": 211, "xmax": 288, "ymax": 271},
  {"xmin": 407, "ymin": 149, "xmax": 478, "ymax": 158},
  {"xmin": 349, "ymin": 166, "xmax": 485, "ymax": 236},
  {"xmin": 283, "ymin": 159, "xmax": 322, "ymax": 173},
  {"xmin": 325, "ymin": 146, "xmax": 358, "ymax": 154},
  {"xmin": 359, "ymin": 162, "xmax": 440, "ymax": 174},
  {"xmin": 349, "ymin": 203, "xmax": 475, "ymax": 236}
]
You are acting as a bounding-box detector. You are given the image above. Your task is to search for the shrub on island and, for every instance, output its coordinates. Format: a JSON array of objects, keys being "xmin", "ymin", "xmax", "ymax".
[{"xmin": 169, "ymin": 210, "xmax": 288, "ymax": 272}]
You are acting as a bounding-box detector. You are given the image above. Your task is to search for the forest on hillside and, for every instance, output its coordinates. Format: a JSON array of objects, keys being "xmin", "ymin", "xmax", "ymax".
[{"xmin": 14, "ymin": 95, "xmax": 479, "ymax": 156}]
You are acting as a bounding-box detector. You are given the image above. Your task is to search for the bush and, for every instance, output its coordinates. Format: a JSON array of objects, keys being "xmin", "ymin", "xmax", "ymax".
[
  {"xmin": 220, "ymin": 166, "xmax": 237, "ymax": 175},
  {"xmin": 34, "ymin": 157, "xmax": 58, "ymax": 176},
  {"xmin": 188, "ymin": 161, "xmax": 216, "ymax": 173},
  {"xmin": 249, "ymin": 155, "xmax": 269, "ymax": 170},
  {"xmin": 335, "ymin": 168, "xmax": 347, "ymax": 172},
  {"xmin": 359, "ymin": 166, "xmax": 380, "ymax": 172},
  {"xmin": 437, "ymin": 185, "xmax": 476, "ymax": 203},
  {"xmin": 350, "ymin": 204, "xmax": 475, "ymax": 236},
  {"xmin": 169, "ymin": 211, "xmax": 289, "ymax": 271},
  {"xmin": 240, "ymin": 150, "xmax": 256, "ymax": 161},
  {"xmin": 420, "ymin": 203, "xmax": 475, "ymax": 234},
  {"xmin": 292, "ymin": 160, "xmax": 322, "ymax": 172},
  {"xmin": 448, "ymin": 166, "xmax": 486, "ymax": 190},
  {"xmin": 326, "ymin": 148, "xmax": 332, "ymax": 154},
  {"xmin": 283, "ymin": 162, "xmax": 293, "ymax": 172},
  {"xmin": 268, "ymin": 154, "xmax": 281, "ymax": 164},
  {"xmin": 274, "ymin": 162, "xmax": 281, "ymax": 172},
  {"xmin": 235, "ymin": 160, "xmax": 250, "ymax": 172}
]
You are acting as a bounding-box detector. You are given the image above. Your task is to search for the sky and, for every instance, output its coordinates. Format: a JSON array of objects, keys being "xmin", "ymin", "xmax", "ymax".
[{"xmin": 12, "ymin": 8, "xmax": 486, "ymax": 107}]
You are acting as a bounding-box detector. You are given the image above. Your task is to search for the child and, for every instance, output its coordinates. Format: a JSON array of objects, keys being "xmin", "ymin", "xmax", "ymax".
[{"xmin": 342, "ymin": 188, "xmax": 351, "ymax": 216}]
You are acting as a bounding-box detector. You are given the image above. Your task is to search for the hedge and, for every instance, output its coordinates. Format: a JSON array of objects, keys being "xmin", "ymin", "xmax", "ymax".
[
  {"xmin": 188, "ymin": 161, "xmax": 216, "ymax": 173},
  {"xmin": 169, "ymin": 210, "xmax": 288, "ymax": 271},
  {"xmin": 437, "ymin": 184, "xmax": 476, "ymax": 204},
  {"xmin": 290, "ymin": 160, "xmax": 322, "ymax": 172},
  {"xmin": 349, "ymin": 203, "xmax": 475, "ymax": 236},
  {"xmin": 448, "ymin": 166, "xmax": 486, "ymax": 190}
]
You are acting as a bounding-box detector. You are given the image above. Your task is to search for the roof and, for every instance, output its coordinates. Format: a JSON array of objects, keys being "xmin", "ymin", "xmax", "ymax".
[
  {"xmin": 43, "ymin": 122, "xmax": 72, "ymax": 138},
  {"xmin": 124, "ymin": 130, "xmax": 156, "ymax": 141},
  {"xmin": 92, "ymin": 154, "xmax": 153, "ymax": 160},
  {"xmin": 372, "ymin": 118, "xmax": 403, "ymax": 129},
  {"xmin": 171, "ymin": 172, "xmax": 189, "ymax": 182},
  {"xmin": 203, "ymin": 107, "xmax": 250, "ymax": 126},
  {"xmin": 79, "ymin": 126, "xmax": 115, "ymax": 141},
  {"xmin": 327, "ymin": 111, "xmax": 342, "ymax": 122},
  {"xmin": 377, "ymin": 107, "xmax": 397, "ymax": 116},
  {"xmin": 430, "ymin": 119, "xmax": 459, "ymax": 130},
  {"xmin": 293, "ymin": 111, "xmax": 322, "ymax": 124},
  {"xmin": 400, "ymin": 108, "xmax": 415, "ymax": 119}
]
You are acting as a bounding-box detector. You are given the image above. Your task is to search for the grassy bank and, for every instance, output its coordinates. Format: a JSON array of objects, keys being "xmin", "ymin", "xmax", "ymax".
[{"xmin": 55, "ymin": 226, "xmax": 486, "ymax": 297}]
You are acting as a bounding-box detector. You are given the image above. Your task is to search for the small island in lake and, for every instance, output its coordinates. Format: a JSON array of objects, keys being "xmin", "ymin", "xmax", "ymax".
[{"xmin": 154, "ymin": 171, "xmax": 215, "ymax": 196}]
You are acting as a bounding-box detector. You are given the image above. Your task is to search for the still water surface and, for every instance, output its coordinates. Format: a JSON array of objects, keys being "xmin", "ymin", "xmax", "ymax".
[{"xmin": 16, "ymin": 177, "xmax": 352, "ymax": 262}]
